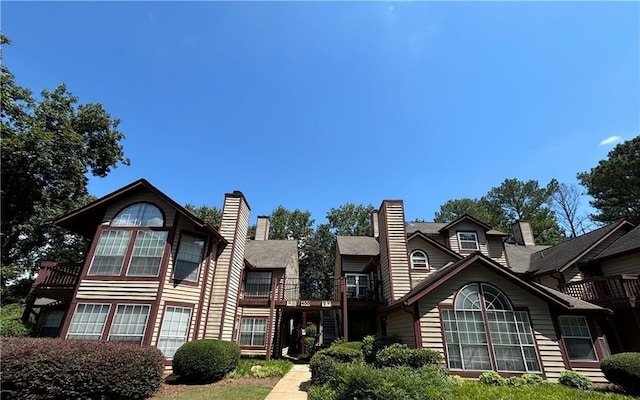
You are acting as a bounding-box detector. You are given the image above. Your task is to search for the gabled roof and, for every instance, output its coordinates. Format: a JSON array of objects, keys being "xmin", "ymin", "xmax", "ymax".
[
  {"xmin": 439, "ymin": 214, "xmax": 493, "ymax": 232},
  {"xmin": 593, "ymin": 223, "xmax": 640, "ymax": 261},
  {"xmin": 406, "ymin": 231, "xmax": 463, "ymax": 261},
  {"xmin": 336, "ymin": 236, "xmax": 379, "ymax": 256},
  {"xmin": 529, "ymin": 220, "xmax": 634, "ymax": 276},
  {"xmin": 382, "ymin": 252, "xmax": 610, "ymax": 313},
  {"xmin": 405, "ymin": 222, "xmax": 447, "ymax": 235},
  {"xmin": 244, "ymin": 240, "xmax": 298, "ymax": 269},
  {"xmin": 55, "ymin": 179, "xmax": 227, "ymax": 245}
]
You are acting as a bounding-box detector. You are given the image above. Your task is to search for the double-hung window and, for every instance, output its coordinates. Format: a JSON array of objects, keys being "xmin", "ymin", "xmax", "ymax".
[
  {"xmin": 457, "ymin": 232, "xmax": 479, "ymax": 251},
  {"xmin": 108, "ymin": 304, "xmax": 151, "ymax": 344},
  {"xmin": 239, "ymin": 318, "xmax": 267, "ymax": 347},
  {"xmin": 67, "ymin": 303, "xmax": 111, "ymax": 340},
  {"xmin": 558, "ymin": 316, "xmax": 597, "ymax": 361},
  {"xmin": 158, "ymin": 306, "xmax": 192, "ymax": 359},
  {"xmin": 173, "ymin": 233, "xmax": 206, "ymax": 282},
  {"xmin": 87, "ymin": 203, "xmax": 168, "ymax": 277}
]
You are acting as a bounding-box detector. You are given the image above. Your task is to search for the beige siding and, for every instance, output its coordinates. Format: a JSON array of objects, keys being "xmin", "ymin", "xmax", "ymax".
[
  {"xmin": 101, "ymin": 191, "xmax": 177, "ymax": 227},
  {"xmin": 601, "ymin": 252, "xmax": 640, "ymax": 276},
  {"xmin": 446, "ymin": 221, "xmax": 490, "ymax": 258},
  {"xmin": 76, "ymin": 280, "xmax": 159, "ymax": 300},
  {"xmin": 487, "ymin": 237, "xmax": 508, "ymax": 266},
  {"xmin": 379, "ymin": 201, "xmax": 411, "ymax": 300},
  {"xmin": 378, "ymin": 205, "xmax": 392, "ymax": 303},
  {"xmin": 198, "ymin": 243, "xmax": 218, "ymax": 338},
  {"xmin": 386, "ymin": 310, "xmax": 415, "ymax": 347},
  {"xmin": 417, "ymin": 264, "xmax": 571, "ymax": 381},
  {"xmin": 563, "ymin": 266, "xmax": 583, "ymax": 283},
  {"xmin": 342, "ymin": 256, "xmax": 370, "ymax": 273},
  {"xmin": 407, "ymin": 237, "xmax": 458, "ymax": 287}
]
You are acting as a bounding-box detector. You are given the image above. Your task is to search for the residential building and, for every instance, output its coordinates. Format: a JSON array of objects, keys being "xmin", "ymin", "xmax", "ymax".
[{"xmin": 25, "ymin": 180, "xmax": 638, "ymax": 382}]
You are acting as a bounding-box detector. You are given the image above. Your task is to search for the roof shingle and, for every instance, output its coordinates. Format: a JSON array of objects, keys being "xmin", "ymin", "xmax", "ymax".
[
  {"xmin": 336, "ymin": 236, "xmax": 379, "ymax": 256},
  {"xmin": 244, "ymin": 240, "xmax": 298, "ymax": 269}
]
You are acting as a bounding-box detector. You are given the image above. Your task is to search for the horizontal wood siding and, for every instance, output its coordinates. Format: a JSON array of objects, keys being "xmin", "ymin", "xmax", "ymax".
[
  {"xmin": 384, "ymin": 202, "xmax": 411, "ymax": 300},
  {"xmin": 407, "ymin": 238, "xmax": 458, "ymax": 287},
  {"xmin": 487, "ymin": 237, "xmax": 508, "ymax": 266},
  {"xmin": 342, "ymin": 256, "xmax": 370, "ymax": 273},
  {"xmin": 378, "ymin": 206, "xmax": 392, "ymax": 303},
  {"xmin": 601, "ymin": 253, "xmax": 640, "ymax": 276},
  {"xmin": 76, "ymin": 280, "xmax": 159, "ymax": 300},
  {"xmin": 102, "ymin": 191, "xmax": 176, "ymax": 227},
  {"xmin": 417, "ymin": 264, "xmax": 569, "ymax": 381},
  {"xmin": 386, "ymin": 310, "xmax": 415, "ymax": 347}
]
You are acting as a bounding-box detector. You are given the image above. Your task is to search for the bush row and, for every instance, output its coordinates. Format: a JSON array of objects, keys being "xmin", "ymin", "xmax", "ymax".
[{"xmin": 1, "ymin": 337, "xmax": 164, "ymax": 399}]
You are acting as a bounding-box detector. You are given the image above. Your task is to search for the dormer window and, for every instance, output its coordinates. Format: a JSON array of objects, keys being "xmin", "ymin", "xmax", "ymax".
[
  {"xmin": 457, "ymin": 232, "xmax": 479, "ymax": 251},
  {"xmin": 112, "ymin": 203, "xmax": 164, "ymax": 227},
  {"xmin": 410, "ymin": 250, "xmax": 429, "ymax": 269}
]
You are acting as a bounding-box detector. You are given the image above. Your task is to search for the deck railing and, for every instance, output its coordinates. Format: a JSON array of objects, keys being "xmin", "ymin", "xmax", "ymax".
[
  {"xmin": 559, "ymin": 274, "xmax": 640, "ymax": 306},
  {"xmin": 240, "ymin": 277, "xmax": 381, "ymax": 303},
  {"xmin": 31, "ymin": 261, "xmax": 83, "ymax": 292}
]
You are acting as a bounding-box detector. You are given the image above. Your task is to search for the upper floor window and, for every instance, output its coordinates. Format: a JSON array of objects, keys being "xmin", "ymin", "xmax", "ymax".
[
  {"xmin": 112, "ymin": 203, "xmax": 164, "ymax": 227},
  {"xmin": 410, "ymin": 250, "xmax": 429, "ymax": 269},
  {"xmin": 345, "ymin": 273, "xmax": 370, "ymax": 300},
  {"xmin": 173, "ymin": 233, "xmax": 206, "ymax": 282},
  {"xmin": 88, "ymin": 229, "xmax": 167, "ymax": 276},
  {"xmin": 244, "ymin": 271, "xmax": 272, "ymax": 297},
  {"xmin": 457, "ymin": 232, "xmax": 479, "ymax": 251},
  {"xmin": 441, "ymin": 283, "xmax": 541, "ymax": 373}
]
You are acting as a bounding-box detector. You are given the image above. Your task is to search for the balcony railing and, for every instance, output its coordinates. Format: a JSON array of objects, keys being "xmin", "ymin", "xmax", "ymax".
[
  {"xmin": 31, "ymin": 261, "xmax": 83, "ymax": 292},
  {"xmin": 239, "ymin": 277, "xmax": 381, "ymax": 303},
  {"xmin": 559, "ymin": 274, "xmax": 640, "ymax": 307}
]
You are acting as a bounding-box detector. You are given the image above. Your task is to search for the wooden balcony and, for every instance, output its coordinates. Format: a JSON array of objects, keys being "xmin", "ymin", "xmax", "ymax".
[
  {"xmin": 559, "ymin": 275, "xmax": 640, "ymax": 309},
  {"xmin": 29, "ymin": 261, "xmax": 83, "ymax": 302}
]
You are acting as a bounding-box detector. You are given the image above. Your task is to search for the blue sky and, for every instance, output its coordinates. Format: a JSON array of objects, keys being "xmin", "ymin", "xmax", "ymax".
[{"xmin": 3, "ymin": 1, "xmax": 639, "ymax": 225}]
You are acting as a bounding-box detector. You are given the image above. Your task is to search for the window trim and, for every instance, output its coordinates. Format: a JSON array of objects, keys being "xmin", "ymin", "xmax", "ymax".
[
  {"xmin": 125, "ymin": 230, "xmax": 168, "ymax": 277},
  {"xmin": 410, "ymin": 250, "xmax": 429, "ymax": 270},
  {"xmin": 172, "ymin": 231, "xmax": 207, "ymax": 283},
  {"xmin": 238, "ymin": 317, "xmax": 268, "ymax": 348},
  {"xmin": 557, "ymin": 315, "xmax": 599, "ymax": 366},
  {"xmin": 157, "ymin": 304, "xmax": 193, "ymax": 360},
  {"xmin": 107, "ymin": 304, "xmax": 151, "ymax": 345},
  {"xmin": 440, "ymin": 283, "xmax": 543, "ymax": 376},
  {"xmin": 345, "ymin": 273, "xmax": 370, "ymax": 300},
  {"xmin": 457, "ymin": 231, "xmax": 479, "ymax": 251},
  {"xmin": 66, "ymin": 303, "xmax": 111, "ymax": 341}
]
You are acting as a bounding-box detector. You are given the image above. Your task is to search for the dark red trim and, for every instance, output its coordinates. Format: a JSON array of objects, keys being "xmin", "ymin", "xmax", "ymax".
[
  {"xmin": 412, "ymin": 303, "xmax": 422, "ymax": 349},
  {"xmin": 237, "ymin": 315, "xmax": 269, "ymax": 350},
  {"xmin": 440, "ymin": 214, "xmax": 492, "ymax": 233},
  {"xmin": 171, "ymin": 229, "xmax": 207, "ymax": 286}
]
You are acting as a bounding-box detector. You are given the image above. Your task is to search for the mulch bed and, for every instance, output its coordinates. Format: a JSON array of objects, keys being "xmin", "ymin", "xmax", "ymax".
[{"xmin": 151, "ymin": 376, "xmax": 280, "ymax": 399}]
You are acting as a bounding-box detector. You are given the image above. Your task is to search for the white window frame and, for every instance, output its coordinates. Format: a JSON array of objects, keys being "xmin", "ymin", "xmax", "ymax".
[
  {"xmin": 457, "ymin": 232, "xmax": 479, "ymax": 251},
  {"xmin": 66, "ymin": 303, "xmax": 111, "ymax": 340},
  {"xmin": 410, "ymin": 250, "xmax": 429, "ymax": 269},
  {"xmin": 239, "ymin": 318, "xmax": 267, "ymax": 347},
  {"xmin": 345, "ymin": 273, "xmax": 370, "ymax": 300},
  {"xmin": 157, "ymin": 306, "xmax": 192, "ymax": 359},
  {"xmin": 88, "ymin": 230, "xmax": 132, "ymax": 276},
  {"xmin": 126, "ymin": 230, "xmax": 168, "ymax": 277},
  {"xmin": 558, "ymin": 315, "xmax": 597, "ymax": 361},
  {"xmin": 107, "ymin": 304, "xmax": 151, "ymax": 345}
]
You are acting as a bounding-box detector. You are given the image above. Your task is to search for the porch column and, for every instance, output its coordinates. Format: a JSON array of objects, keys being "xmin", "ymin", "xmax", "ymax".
[{"xmin": 341, "ymin": 277, "xmax": 349, "ymax": 342}]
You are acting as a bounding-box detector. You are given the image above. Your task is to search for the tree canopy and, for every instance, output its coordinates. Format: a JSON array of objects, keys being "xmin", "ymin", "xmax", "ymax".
[
  {"xmin": 326, "ymin": 203, "xmax": 375, "ymax": 236},
  {"xmin": 184, "ymin": 204, "xmax": 222, "ymax": 228},
  {"xmin": 1, "ymin": 34, "xmax": 129, "ymax": 293},
  {"xmin": 578, "ymin": 136, "xmax": 640, "ymax": 225}
]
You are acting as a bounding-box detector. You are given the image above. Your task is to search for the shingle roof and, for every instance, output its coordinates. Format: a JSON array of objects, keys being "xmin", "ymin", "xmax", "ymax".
[
  {"xmin": 244, "ymin": 240, "xmax": 298, "ymax": 269},
  {"xmin": 336, "ymin": 236, "xmax": 379, "ymax": 256},
  {"xmin": 384, "ymin": 252, "xmax": 609, "ymax": 313},
  {"xmin": 594, "ymin": 223, "xmax": 640, "ymax": 260},
  {"xmin": 405, "ymin": 222, "xmax": 447, "ymax": 235},
  {"xmin": 529, "ymin": 220, "xmax": 632, "ymax": 275},
  {"xmin": 504, "ymin": 243, "xmax": 550, "ymax": 274}
]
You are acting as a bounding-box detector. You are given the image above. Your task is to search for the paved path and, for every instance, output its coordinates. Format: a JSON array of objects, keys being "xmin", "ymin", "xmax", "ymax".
[{"xmin": 264, "ymin": 364, "xmax": 311, "ymax": 400}]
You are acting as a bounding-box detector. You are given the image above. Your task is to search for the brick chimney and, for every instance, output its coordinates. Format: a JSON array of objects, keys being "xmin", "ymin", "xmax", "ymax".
[
  {"xmin": 512, "ymin": 220, "xmax": 535, "ymax": 246},
  {"xmin": 205, "ymin": 190, "xmax": 250, "ymax": 341},
  {"xmin": 255, "ymin": 216, "xmax": 270, "ymax": 241}
]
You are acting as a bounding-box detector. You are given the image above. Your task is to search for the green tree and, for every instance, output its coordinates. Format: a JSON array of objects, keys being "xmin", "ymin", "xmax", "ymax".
[
  {"xmin": 269, "ymin": 206, "xmax": 314, "ymax": 241},
  {"xmin": 184, "ymin": 204, "xmax": 222, "ymax": 227},
  {"xmin": 578, "ymin": 136, "xmax": 640, "ymax": 225},
  {"xmin": 299, "ymin": 224, "xmax": 336, "ymax": 299},
  {"xmin": 433, "ymin": 198, "xmax": 506, "ymax": 228},
  {"xmin": 326, "ymin": 203, "xmax": 375, "ymax": 236},
  {"xmin": 485, "ymin": 178, "xmax": 564, "ymax": 244},
  {"xmin": 1, "ymin": 34, "xmax": 129, "ymax": 297}
]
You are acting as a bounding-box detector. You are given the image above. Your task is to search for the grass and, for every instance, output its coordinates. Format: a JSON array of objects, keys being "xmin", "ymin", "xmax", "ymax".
[
  {"xmin": 160, "ymin": 385, "xmax": 273, "ymax": 400},
  {"xmin": 454, "ymin": 381, "xmax": 635, "ymax": 400},
  {"xmin": 227, "ymin": 358, "xmax": 293, "ymax": 378}
]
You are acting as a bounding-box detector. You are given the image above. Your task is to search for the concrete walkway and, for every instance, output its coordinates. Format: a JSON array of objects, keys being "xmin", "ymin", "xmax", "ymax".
[{"xmin": 264, "ymin": 364, "xmax": 311, "ymax": 400}]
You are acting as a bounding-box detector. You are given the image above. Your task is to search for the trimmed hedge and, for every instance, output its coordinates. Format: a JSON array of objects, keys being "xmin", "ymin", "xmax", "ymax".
[
  {"xmin": 173, "ymin": 339, "xmax": 240, "ymax": 382},
  {"xmin": 310, "ymin": 343, "xmax": 363, "ymax": 385},
  {"xmin": 375, "ymin": 343, "xmax": 443, "ymax": 369},
  {"xmin": 1, "ymin": 337, "xmax": 164, "ymax": 399},
  {"xmin": 361, "ymin": 334, "xmax": 401, "ymax": 363},
  {"xmin": 600, "ymin": 352, "xmax": 640, "ymax": 395},
  {"xmin": 558, "ymin": 370, "xmax": 593, "ymax": 390}
]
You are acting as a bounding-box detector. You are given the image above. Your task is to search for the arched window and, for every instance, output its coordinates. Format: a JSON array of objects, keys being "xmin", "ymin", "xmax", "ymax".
[
  {"xmin": 441, "ymin": 283, "xmax": 541, "ymax": 373},
  {"xmin": 410, "ymin": 250, "xmax": 429, "ymax": 269},
  {"xmin": 112, "ymin": 203, "xmax": 164, "ymax": 227}
]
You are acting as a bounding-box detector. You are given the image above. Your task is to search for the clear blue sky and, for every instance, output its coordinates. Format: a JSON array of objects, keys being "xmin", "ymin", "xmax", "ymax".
[{"xmin": 3, "ymin": 1, "xmax": 639, "ymax": 225}]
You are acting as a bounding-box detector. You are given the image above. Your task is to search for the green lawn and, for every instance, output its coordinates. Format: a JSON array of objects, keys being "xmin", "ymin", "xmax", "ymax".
[
  {"xmin": 454, "ymin": 381, "xmax": 634, "ymax": 400},
  {"xmin": 160, "ymin": 385, "xmax": 273, "ymax": 400}
]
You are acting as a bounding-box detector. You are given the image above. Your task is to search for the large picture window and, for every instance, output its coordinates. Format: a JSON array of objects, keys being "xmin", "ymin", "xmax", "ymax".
[
  {"xmin": 442, "ymin": 283, "xmax": 541, "ymax": 373},
  {"xmin": 558, "ymin": 315, "xmax": 597, "ymax": 361},
  {"xmin": 158, "ymin": 306, "xmax": 192, "ymax": 359},
  {"xmin": 173, "ymin": 233, "xmax": 206, "ymax": 282},
  {"xmin": 67, "ymin": 303, "xmax": 110, "ymax": 340},
  {"xmin": 108, "ymin": 304, "xmax": 150, "ymax": 344},
  {"xmin": 239, "ymin": 318, "xmax": 267, "ymax": 347}
]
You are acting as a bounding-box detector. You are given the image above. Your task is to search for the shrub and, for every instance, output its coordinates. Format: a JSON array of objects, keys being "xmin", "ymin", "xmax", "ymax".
[
  {"xmin": 332, "ymin": 340, "xmax": 362, "ymax": 351},
  {"xmin": 479, "ymin": 371, "xmax": 506, "ymax": 386},
  {"xmin": 0, "ymin": 304, "xmax": 32, "ymax": 337},
  {"xmin": 521, "ymin": 373, "xmax": 544, "ymax": 385},
  {"xmin": 1, "ymin": 337, "xmax": 163, "ymax": 399},
  {"xmin": 310, "ymin": 353, "xmax": 341, "ymax": 385},
  {"xmin": 375, "ymin": 343, "xmax": 443, "ymax": 369},
  {"xmin": 321, "ymin": 344, "xmax": 364, "ymax": 363},
  {"xmin": 600, "ymin": 352, "xmax": 640, "ymax": 395},
  {"xmin": 505, "ymin": 376, "xmax": 525, "ymax": 387},
  {"xmin": 558, "ymin": 370, "xmax": 592, "ymax": 390},
  {"xmin": 361, "ymin": 334, "xmax": 401, "ymax": 363},
  {"xmin": 173, "ymin": 339, "xmax": 240, "ymax": 383},
  {"xmin": 308, "ymin": 384, "xmax": 337, "ymax": 400}
]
